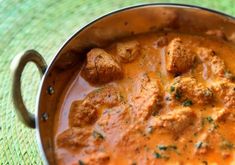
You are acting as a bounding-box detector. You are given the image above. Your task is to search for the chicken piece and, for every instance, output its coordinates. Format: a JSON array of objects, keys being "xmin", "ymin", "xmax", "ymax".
[
  {"xmin": 85, "ymin": 86, "xmax": 121, "ymax": 108},
  {"xmin": 171, "ymin": 77, "xmax": 213, "ymax": 105},
  {"xmin": 212, "ymin": 81, "xmax": 235, "ymax": 108},
  {"xmin": 116, "ymin": 40, "xmax": 140, "ymax": 63},
  {"xmin": 132, "ymin": 73, "xmax": 163, "ymax": 120},
  {"xmin": 82, "ymin": 152, "xmax": 110, "ymax": 165},
  {"xmin": 81, "ymin": 48, "xmax": 123, "ymax": 84},
  {"xmin": 57, "ymin": 127, "xmax": 91, "ymax": 149},
  {"xmin": 69, "ymin": 86, "xmax": 121, "ymax": 127},
  {"xmin": 206, "ymin": 29, "xmax": 227, "ymax": 40},
  {"xmin": 151, "ymin": 107, "xmax": 196, "ymax": 134},
  {"xmin": 197, "ymin": 47, "xmax": 227, "ymax": 78},
  {"xmin": 166, "ymin": 38, "xmax": 196, "ymax": 74},
  {"xmin": 69, "ymin": 101, "xmax": 98, "ymax": 127}
]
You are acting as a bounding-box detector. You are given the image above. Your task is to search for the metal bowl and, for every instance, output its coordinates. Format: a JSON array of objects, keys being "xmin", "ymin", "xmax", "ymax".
[{"xmin": 10, "ymin": 4, "xmax": 235, "ymax": 164}]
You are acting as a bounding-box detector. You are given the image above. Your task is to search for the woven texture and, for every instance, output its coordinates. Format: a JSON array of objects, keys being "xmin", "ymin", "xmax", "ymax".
[{"xmin": 0, "ymin": 0, "xmax": 234, "ymax": 164}]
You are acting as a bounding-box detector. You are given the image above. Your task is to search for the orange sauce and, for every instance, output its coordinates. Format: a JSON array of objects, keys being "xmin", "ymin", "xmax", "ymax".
[{"xmin": 54, "ymin": 32, "xmax": 235, "ymax": 165}]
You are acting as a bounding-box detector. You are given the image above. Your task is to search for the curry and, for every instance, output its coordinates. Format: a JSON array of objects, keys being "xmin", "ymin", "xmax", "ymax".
[{"xmin": 54, "ymin": 31, "xmax": 235, "ymax": 165}]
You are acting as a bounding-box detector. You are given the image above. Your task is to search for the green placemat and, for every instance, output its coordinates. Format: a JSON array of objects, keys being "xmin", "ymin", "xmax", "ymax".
[{"xmin": 1, "ymin": 0, "xmax": 234, "ymax": 164}]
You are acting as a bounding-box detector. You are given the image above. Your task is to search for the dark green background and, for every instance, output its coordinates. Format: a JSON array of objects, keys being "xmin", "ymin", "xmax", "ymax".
[{"xmin": 1, "ymin": 0, "xmax": 234, "ymax": 164}]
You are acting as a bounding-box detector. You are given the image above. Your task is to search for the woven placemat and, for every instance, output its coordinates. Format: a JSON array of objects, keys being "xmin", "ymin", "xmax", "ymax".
[{"xmin": 1, "ymin": 0, "xmax": 234, "ymax": 164}]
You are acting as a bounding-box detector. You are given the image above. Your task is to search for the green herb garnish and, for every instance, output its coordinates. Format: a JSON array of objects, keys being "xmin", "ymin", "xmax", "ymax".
[
  {"xmin": 158, "ymin": 145, "xmax": 168, "ymax": 151},
  {"xmin": 154, "ymin": 152, "xmax": 162, "ymax": 158},
  {"xmin": 170, "ymin": 86, "xmax": 175, "ymax": 93},
  {"xmin": 195, "ymin": 141, "xmax": 203, "ymax": 149},
  {"xmin": 156, "ymin": 144, "xmax": 178, "ymax": 155},
  {"xmin": 206, "ymin": 116, "xmax": 213, "ymax": 123},
  {"xmin": 213, "ymin": 123, "xmax": 219, "ymax": 129},
  {"xmin": 175, "ymin": 89, "xmax": 181, "ymax": 100},
  {"xmin": 182, "ymin": 100, "xmax": 193, "ymax": 107},
  {"xmin": 153, "ymin": 152, "xmax": 169, "ymax": 160}
]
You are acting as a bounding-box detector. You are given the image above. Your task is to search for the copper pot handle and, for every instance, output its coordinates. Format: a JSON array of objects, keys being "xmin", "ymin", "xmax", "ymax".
[{"xmin": 11, "ymin": 50, "xmax": 47, "ymax": 128}]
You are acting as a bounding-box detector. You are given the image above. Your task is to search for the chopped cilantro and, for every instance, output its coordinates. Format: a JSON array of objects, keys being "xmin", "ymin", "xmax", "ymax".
[
  {"xmin": 154, "ymin": 152, "xmax": 162, "ymax": 158},
  {"xmin": 158, "ymin": 145, "xmax": 168, "ymax": 151},
  {"xmin": 157, "ymin": 144, "xmax": 177, "ymax": 151},
  {"xmin": 206, "ymin": 116, "xmax": 213, "ymax": 123},
  {"xmin": 175, "ymin": 90, "xmax": 181, "ymax": 100},
  {"xmin": 170, "ymin": 86, "xmax": 175, "ymax": 93},
  {"xmin": 213, "ymin": 123, "xmax": 219, "ymax": 129},
  {"xmin": 153, "ymin": 152, "xmax": 169, "ymax": 160},
  {"xmin": 182, "ymin": 100, "xmax": 193, "ymax": 107},
  {"xmin": 195, "ymin": 141, "xmax": 203, "ymax": 149}
]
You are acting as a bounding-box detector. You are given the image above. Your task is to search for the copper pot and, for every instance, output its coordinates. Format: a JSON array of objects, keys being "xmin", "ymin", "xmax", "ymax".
[{"xmin": 11, "ymin": 4, "xmax": 235, "ymax": 164}]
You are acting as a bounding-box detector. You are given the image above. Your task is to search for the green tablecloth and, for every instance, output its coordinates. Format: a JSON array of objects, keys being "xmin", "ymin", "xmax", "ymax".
[{"xmin": 1, "ymin": 0, "xmax": 234, "ymax": 164}]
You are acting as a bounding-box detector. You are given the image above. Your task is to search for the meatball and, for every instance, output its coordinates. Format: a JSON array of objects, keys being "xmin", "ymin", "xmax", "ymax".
[
  {"xmin": 170, "ymin": 76, "xmax": 213, "ymax": 105},
  {"xmin": 57, "ymin": 127, "xmax": 91, "ymax": 149},
  {"xmin": 81, "ymin": 48, "xmax": 123, "ymax": 84},
  {"xmin": 150, "ymin": 107, "xmax": 196, "ymax": 134},
  {"xmin": 166, "ymin": 38, "xmax": 196, "ymax": 74},
  {"xmin": 116, "ymin": 40, "xmax": 140, "ymax": 63}
]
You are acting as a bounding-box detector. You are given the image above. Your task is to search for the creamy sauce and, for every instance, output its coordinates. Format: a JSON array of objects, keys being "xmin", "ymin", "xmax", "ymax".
[{"xmin": 54, "ymin": 32, "xmax": 235, "ymax": 165}]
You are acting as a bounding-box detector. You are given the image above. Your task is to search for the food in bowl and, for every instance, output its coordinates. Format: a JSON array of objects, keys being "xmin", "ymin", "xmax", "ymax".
[{"xmin": 53, "ymin": 30, "xmax": 235, "ymax": 165}]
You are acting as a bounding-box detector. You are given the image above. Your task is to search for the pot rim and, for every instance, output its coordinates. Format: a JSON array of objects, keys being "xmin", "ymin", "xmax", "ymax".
[{"xmin": 35, "ymin": 3, "xmax": 235, "ymax": 164}]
